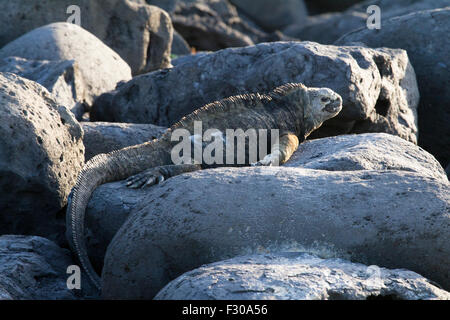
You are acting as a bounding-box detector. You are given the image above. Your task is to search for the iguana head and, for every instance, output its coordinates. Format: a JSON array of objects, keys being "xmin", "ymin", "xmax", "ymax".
[
  {"xmin": 304, "ymin": 87, "xmax": 342, "ymax": 135},
  {"xmin": 268, "ymin": 83, "xmax": 342, "ymax": 138}
]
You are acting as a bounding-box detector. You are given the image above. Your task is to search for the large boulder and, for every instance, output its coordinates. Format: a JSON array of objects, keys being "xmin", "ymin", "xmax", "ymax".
[
  {"xmin": 0, "ymin": 72, "xmax": 84, "ymax": 240},
  {"xmin": 84, "ymin": 133, "xmax": 448, "ymax": 273},
  {"xmin": 0, "ymin": 56, "xmax": 87, "ymax": 120},
  {"xmin": 155, "ymin": 252, "xmax": 450, "ymax": 300},
  {"xmin": 229, "ymin": 0, "xmax": 308, "ymax": 32},
  {"xmin": 171, "ymin": 52, "xmax": 211, "ymax": 66},
  {"xmin": 171, "ymin": 1, "xmax": 254, "ymax": 51},
  {"xmin": 336, "ymin": 8, "xmax": 450, "ymax": 169},
  {"xmin": 86, "ymin": 182, "xmax": 150, "ymax": 272},
  {"xmin": 0, "ymin": 0, "xmax": 173, "ymax": 74},
  {"xmin": 101, "ymin": 168, "xmax": 450, "ymax": 298},
  {"xmin": 92, "ymin": 41, "xmax": 419, "ymax": 144},
  {"xmin": 171, "ymin": 30, "xmax": 191, "ymax": 56},
  {"xmin": 348, "ymin": 0, "xmax": 450, "ymax": 18},
  {"xmin": 285, "ymin": 133, "xmax": 448, "ymax": 182},
  {"xmin": 286, "ymin": 0, "xmax": 450, "ymax": 44},
  {"xmin": 0, "ymin": 23, "xmax": 132, "ymax": 108},
  {"xmin": 147, "ymin": 0, "xmax": 294, "ymax": 52},
  {"xmin": 82, "ymin": 122, "xmax": 167, "ymax": 162},
  {"xmin": 283, "ymin": 11, "xmax": 367, "ymax": 45},
  {"xmin": 0, "ymin": 235, "xmax": 96, "ymax": 300}
]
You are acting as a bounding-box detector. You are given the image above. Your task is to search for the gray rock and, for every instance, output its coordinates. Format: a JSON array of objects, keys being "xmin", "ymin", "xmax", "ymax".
[
  {"xmin": 171, "ymin": 30, "xmax": 191, "ymax": 56},
  {"xmin": 283, "ymin": 11, "xmax": 367, "ymax": 44},
  {"xmin": 0, "ymin": 72, "xmax": 84, "ymax": 240},
  {"xmin": 91, "ymin": 41, "xmax": 419, "ymax": 144},
  {"xmin": 155, "ymin": 252, "xmax": 450, "ymax": 300},
  {"xmin": 164, "ymin": 0, "xmax": 294, "ymax": 51},
  {"xmin": 82, "ymin": 122, "xmax": 167, "ymax": 162},
  {"xmin": 0, "ymin": 287, "xmax": 13, "ymax": 300},
  {"xmin": 86, "ymin": 182, "xmax": 150, "ymax": 272},
  {"xmin": 171, "ymin": 1, "xmax": 254, "ymax": 51},
  {"xmin": 101, "ymin": 168, "xmax": 450, "ymax": 298},
  {"xmin": 0, "ymin": 56, "xmax": 87, "ymax": 120},
  {"xmin": 0, "ymin": 0, "xmax": 173, "ymax": 75},
  {"xmin": 171, "ymin": 52, "xmax": 212, "ymax": 66},
  {"xmin": 0, "ymin": 22, "xmax": 132, "ymax": 108},
  {"xmin": 0, "ymin": 235, "xmax": 97, "ymax": 300},
  {"xmin": 285, "ymin": 133, "xmax": 448, "ymax": 182},
  {"xmin": 84, "ymin": 132, "xmax": 447, "ymax": 273},
  {"xmin": 336, "ymin": 8, "xmax": 450, "ymax": 169},
  {"xmin": 89, "ymin": 0, "xmax": 173, "ymax": 74},
  {"xmin": 287, "ymin": 0, "xmax": 450, "ymax": 44},
  {"xmin": 349, "ymin": 0, "xmax": 450, "ymax": 19},
  {"xmin": 229, "ymin": 0, "xmax": 308, "ymax": 32}
]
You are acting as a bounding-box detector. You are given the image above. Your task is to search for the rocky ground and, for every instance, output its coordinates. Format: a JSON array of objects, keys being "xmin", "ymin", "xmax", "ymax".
[{"xmin": 0, "ymin": 0, "xmax": 449, "ymax": 300}]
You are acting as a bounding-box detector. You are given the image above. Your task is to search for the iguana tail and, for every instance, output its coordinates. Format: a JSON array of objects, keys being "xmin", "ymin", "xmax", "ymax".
[{"xmin": 67, "ymin": 140, "xmax": 169, "ymax": 290}]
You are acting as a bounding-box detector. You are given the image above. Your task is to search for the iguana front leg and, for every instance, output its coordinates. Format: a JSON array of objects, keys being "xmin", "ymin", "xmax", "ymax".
[
  {"xmin": 126, "ymin": 164, "xmax": 202, "ymax": 189},
  {"xmin": 251, "ymin": 132, "xmax": 299, "ymax": 166},
  {"xmin": 126, "ymin": 132, "xmax": 300, "ymax": 188}
]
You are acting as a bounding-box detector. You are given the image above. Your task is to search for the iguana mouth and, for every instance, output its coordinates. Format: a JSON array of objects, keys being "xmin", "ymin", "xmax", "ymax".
[{"xmin": 323, "ymin": 99, "xmax": 342, "ymax": 114}]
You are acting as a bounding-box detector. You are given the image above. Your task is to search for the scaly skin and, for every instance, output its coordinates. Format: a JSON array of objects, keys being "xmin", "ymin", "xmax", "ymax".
[{"xmin": 66, "ymin": 83, "xmax": 342, "ymax": 290}]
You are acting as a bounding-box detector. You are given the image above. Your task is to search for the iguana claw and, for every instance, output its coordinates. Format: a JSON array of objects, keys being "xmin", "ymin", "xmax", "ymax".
[
  {"xmin": 251, "ymin": 154, "xmax": 276, "ymax": 167},
  {"xmin": 126, "ymin": 168, "xmax": 166, "ymax": 189}
]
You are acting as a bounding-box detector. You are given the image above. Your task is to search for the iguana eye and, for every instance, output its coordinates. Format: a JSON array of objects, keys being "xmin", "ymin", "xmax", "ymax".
[{"xmin": 321, "ymin": 97, "xmax": 329, "ymax": 102}]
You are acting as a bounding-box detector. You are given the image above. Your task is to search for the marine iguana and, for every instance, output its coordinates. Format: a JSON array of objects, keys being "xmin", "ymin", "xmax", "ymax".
[{"xmin": 67, "ymin": 83, "xmax": 343, "ymax": 290}]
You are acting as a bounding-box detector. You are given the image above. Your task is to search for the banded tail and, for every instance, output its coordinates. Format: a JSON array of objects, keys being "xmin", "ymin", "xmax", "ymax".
[{"xmin": 67, "ymin": 140, "xmax": 169, "ymax": 290}]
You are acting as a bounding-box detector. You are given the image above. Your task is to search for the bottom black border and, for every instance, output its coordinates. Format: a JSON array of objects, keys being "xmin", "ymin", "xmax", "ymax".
[{"xmin": 0, "ymin": 300, "xmax": 444, "ymax": 318}]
